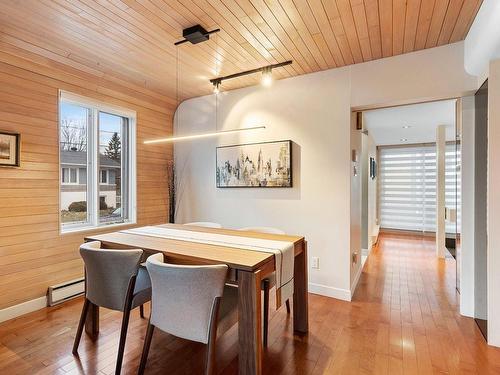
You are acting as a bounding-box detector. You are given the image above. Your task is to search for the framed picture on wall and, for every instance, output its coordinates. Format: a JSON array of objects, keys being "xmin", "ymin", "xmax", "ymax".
[
  {"xmin": 369, "ymin": 157, "xmax": 377, "ymax": 179},
  {"xmin": 0, "ymin": 131, "xmax": 20, "ymax": 167},
  {"xmin": 216, "ymin": 140, "xmax": 292, "ymax": 188}
]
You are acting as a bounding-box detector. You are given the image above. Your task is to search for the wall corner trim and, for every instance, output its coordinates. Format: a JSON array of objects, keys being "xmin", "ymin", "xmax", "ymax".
[
  {"xmin": 350, "ymin": 263, "xmax": 363, "ymax": 298},
  {"xmin": 0, "ymin": 296, "xmax": 48, "ymax": 323},
  {"xmin": 309, "ymin": 282, "xmax": 352, "ymax": 301}
]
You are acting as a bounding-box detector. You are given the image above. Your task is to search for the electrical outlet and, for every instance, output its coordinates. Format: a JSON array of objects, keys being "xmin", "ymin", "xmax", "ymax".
[{"xmin": 311, "ymin": 257, "xmax": 319, "ymax": 269}]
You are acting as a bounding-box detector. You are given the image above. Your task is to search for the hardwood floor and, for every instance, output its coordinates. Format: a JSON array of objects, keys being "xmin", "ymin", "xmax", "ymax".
[{"xmin": 2, "ymin": 233, "xmax": 500, "ymax": 374}]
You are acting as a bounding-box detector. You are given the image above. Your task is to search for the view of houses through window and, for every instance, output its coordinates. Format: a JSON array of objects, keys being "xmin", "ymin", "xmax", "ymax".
[{"xmin": 59, "ymin": 95, "xmax": 134, "ymax": 231}]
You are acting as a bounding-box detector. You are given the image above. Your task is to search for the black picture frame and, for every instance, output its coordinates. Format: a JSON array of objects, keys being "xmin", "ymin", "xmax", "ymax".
[
  {"xmin": 216, "ymin": 139, "xmax": 292, "ymax": 188},
  {"xmin": 0, "ymin": 131, "xmax": 21, "ymax": 167},
  {"xmin": 369, "ymin": 157, "xmax": 377, "ymax": 179}
]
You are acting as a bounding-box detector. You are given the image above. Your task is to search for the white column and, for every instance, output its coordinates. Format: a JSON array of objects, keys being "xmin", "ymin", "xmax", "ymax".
[
  {"xmin": 488, "ymin": 59, "xmax": 500, "ymax": 347},
  {"xmin": 436, "ymin": 125, "xmax": 446, "ymax": 258}
]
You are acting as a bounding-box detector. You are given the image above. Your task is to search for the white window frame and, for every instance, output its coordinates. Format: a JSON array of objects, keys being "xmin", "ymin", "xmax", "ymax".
[
  {"xmin": 100, "ymin": 169, "xmax": 109, "ymax": 185},
  {"xmin": 59, "ymin": 91, "xmax": 137, "ymax": 234},
  {"xmin": 61, "ymin": 167, "xmax": 79, "ymax": 184}
]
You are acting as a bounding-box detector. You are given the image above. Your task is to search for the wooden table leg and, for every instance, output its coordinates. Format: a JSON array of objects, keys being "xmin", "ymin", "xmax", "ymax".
[
  {"xmin": 293, "ymin": 241, "xmax": 308, "ymax": 333},
  {"xmin": 85, "ymin": 302, "xmax": 99, "ymax": 340},
  {"xmin": 238, "ymin": 270, "xmax": 262, "ymax": 375}
]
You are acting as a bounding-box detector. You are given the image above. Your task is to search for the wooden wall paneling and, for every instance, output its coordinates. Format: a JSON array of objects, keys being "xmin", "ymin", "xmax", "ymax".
[
  {"xmin": 249, "ymin": 0, "xmax": 319, "ymax": 72},
  {"xmin": 450, "ymin": 0, "xmax": 482, "ymax": 43},
  {"xmin": 302, "ymin": 0, "xmax": 342, "ymax": 67},
  {"xmin": 275, "ymin": 0, "xmax": 330, "ymax": 70},
  {"xmin": 349, "ymin": 0, "xmax": 373, "ymax": 62},
  {"xmin": 289, "ymin": 0, "xmax": 337, "ymax": 67},
  {"xmin": 425, "ymin": 0, "xmax": 451, "ymax": 48},
  {"xmin": 315, "ymin": 0, "xmax": 350, "ymax": 66},
  {"xmin": 414, "ymin": 0, "xmax": 436, "ymax": 50},
  {"xmin": 335, "ymin": 0, "xmax": 365, "ymax": 63},
  {"xmin": 0, "ymin": 46, "xmax": 172, "ymax": 309},
  {"xmin": 437, "ymin": 0, "xmax": 466, "ymax": 46},
  {"xmin": 234, "ymin": 0, "xmax": 313, "ymax": 74},
  {"xmin": 216, "ymin": 0, "xmax": 299, "ymax": 76},
  {"xmin": 0, "ymin": 0, "xmax": 481, "ymax": 102},
  {"xmin": 392, "ymin": 0, "xmax": 407, "ymax": 56},
  {"xmin": 403, "ymin": 0, "xmax": 422, "ymax": 53},
  {"xmin": 379, "ymin": 0, "xmax": 394, "ymax": 57},
  {"xmin": 364, "ymin": 0, "xmax": 382, "ymax": 60}
]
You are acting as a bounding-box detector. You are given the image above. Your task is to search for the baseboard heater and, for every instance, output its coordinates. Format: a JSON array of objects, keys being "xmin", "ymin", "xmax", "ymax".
[{"xmin": 48, "ymin": 277, "xmax": 85, "ymax": 306}]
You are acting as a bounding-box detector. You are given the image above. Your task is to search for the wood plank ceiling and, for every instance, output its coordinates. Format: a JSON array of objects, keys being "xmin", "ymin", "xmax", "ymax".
[{"xmin": 0, "ymin": 0, "xmax": 482, "ymax": 102}]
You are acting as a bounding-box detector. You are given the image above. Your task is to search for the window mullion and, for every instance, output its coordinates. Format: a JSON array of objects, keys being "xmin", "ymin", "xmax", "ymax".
[{"xmin": 90, "ymin": 108, "xmax": 99, "ymax": 227}]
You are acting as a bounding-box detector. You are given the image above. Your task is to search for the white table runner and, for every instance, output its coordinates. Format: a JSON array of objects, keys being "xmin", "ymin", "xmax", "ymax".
[{"xmin": 121, "ymin": 226, "xmax": 294, "ymax": 308}]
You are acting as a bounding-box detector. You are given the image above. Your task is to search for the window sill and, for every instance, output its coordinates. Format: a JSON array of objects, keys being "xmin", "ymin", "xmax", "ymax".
[{"xmin": 60, "ymin": 220, "xmax": 136, "ymax": 235}]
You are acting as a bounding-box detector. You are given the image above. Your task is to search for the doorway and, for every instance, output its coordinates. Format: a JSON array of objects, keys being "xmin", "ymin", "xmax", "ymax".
[{"xmin": 358, "ymin": 99, "xmax": 461, "ymax": 282}]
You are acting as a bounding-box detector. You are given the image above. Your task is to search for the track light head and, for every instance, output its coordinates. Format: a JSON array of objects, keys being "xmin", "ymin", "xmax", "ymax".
[
  {"xmin": 261, "ymin": 67, "xmax": 273, "ymax": 87},
  {"xmin": 213, "ymin": 80, "xmax": 221, "ymax": 94}
]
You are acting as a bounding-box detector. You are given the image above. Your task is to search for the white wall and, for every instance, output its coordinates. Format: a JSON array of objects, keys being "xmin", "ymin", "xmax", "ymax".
[
  {"xmin": 351, "ymin": 42, "xmax": 477, "ymax": 108},
  {"xmin": 175, "ymin": 42, "xmax": 477, "ymax": 301},
  {"xmin": 464, "ymin": 0, "xmax": 500, "ymax": 79},
  {"xmin": 487, "ymin": 59, "xmax": 500, "ymax": 346},
  {"xmin": 361, "ymin": 132, "xmax": 377, "ymax": 253},
  {"xmin": 176, "ymin": 68, "xmax": 353, "ymax": 299},
  {"xmin": 350, "ymin": 113, "xmax": 362, "ymax": 294},
  {"xmin": 367, "ymin": 135, "xmax": 378, "ymax": 249}
]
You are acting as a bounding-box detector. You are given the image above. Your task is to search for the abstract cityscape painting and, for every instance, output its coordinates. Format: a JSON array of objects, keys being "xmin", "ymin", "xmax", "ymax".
[{"xmin": 216, "ymin": 140, "xmax": 292, "ymax": 188}]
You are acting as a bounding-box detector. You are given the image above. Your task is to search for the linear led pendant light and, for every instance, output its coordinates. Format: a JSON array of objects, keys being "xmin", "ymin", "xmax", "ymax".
[
  {"xmin": 144, "ymin": 126, "xmax": 266, "ymax": 144},
  {"xmin": 144, "ymin": 25, "xmax": 267, "ymax": 145}
]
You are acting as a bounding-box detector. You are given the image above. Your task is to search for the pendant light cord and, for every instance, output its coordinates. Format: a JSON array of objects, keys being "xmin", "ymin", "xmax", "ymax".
[
  {"xmin": 176, "ymin": 45, "xmax": 179, "ymax": 132},
  {"xmin": 215, "ymin": 32, "xmax": 218, "ymax": 133}
]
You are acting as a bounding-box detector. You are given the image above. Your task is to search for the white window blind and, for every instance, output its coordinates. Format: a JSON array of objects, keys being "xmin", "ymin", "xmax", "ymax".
[{"xmin": 378, "ymin": 144, "xmax": 459, "ymax": 233}]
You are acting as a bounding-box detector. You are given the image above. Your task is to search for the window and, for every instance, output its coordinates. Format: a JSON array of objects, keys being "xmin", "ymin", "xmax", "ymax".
[
  {"xmin": 59, "ymin": 91, "xmax": 136, "ymax": 232},
  {"xmin": 100, "ymin": 170, "xmax": 108, "ymax": 184},
  {"xmin": 62, "ymin": 167, "xmax": 78, "ymax": 184},
  {"xmin": 378, "ymin": 144, "xmax": 460, "ymax": 234}
]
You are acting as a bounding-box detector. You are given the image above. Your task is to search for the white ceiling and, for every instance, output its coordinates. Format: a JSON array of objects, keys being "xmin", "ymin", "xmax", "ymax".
[{"xmin": 364, "ymin": 100, "xmax": 456, "ymax": 146}]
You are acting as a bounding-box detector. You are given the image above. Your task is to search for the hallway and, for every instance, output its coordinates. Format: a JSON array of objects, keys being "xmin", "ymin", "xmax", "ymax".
[{"xmin": 1, "ymin": 234, "xmax": 500, "ymax": 374}]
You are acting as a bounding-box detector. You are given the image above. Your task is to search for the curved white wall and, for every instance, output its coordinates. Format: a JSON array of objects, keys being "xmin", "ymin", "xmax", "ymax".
[{"xmin": 464, "ymin": 0, "xmax": 500, "ymax": 77}]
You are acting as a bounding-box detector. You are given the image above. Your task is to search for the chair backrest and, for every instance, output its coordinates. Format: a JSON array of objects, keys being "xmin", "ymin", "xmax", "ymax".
[
  {"xmin": 239, "ymin": 226, "xmax": 285, "ymax": 235},
  {"xmin": 146, "ymin": 253, "xmax": 228, "ymax": 344},
  {"xmin": 184, "ymin": 222, "xmax": 222, "ymax": 229},
  {"xmin": 80, "ymin": 241, "xmax": 143, "ymax": 311}
]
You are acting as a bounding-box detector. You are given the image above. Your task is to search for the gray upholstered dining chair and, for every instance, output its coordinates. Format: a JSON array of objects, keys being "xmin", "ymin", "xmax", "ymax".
[
  {"xmin": 239, "ymin": 226, "xmax": 290, "ymax": 347},
  {"xmin": 72, "ymin": 241, "xmax": 151, "ymax": 375},
  {"xmin": 138, "ymin": 253, "xmax": 237, "ymax": 375},
  {"xmin": 184, "ymin": 221, "xmax": 222, "ymax": 228}
]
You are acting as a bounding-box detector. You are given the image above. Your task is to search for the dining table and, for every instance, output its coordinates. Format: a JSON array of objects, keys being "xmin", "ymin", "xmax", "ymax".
[{"xmin": 84, "ymin": 223, "xmax": 308, "ymax": 375}]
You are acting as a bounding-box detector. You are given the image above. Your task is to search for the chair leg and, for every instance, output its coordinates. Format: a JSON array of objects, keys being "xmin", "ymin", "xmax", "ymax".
[
  {"xmin": 286, "ymin": 299, "xmax": 291, "ymax": 314},
  {"xmin": 138, "ymin": 321, "xmax": 155, "ymax": 375},
  {"xmin": 140, "ymin": 304, "xmax": 145, "ymax": 319},
  {"xmin": 206, "ymin": 297, "xmax": 221, "ymax": 375},
  {"xmin": 72, "ymin": 298, "xmax": 90, "ymax": 355},
  {"xmin": 115, "ymin": 306, "xmax": 132, "ymax": 375},
  {"xmin": 115, "ymin": 276, "xmax": 136, "ymax": 375},
  {"xmin": 263, "ymin": 279, "xmax": 270, "ymax": 348}
]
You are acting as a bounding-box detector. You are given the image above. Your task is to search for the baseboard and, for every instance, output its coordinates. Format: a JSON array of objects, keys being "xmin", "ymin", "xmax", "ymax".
[
  {"xmin": 308, "ymin": 282, "xmax": 351, "ymax": 301},
  {"xmin": 0, "ymin": 296, "xmax": 47, "ymax": 323}
]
